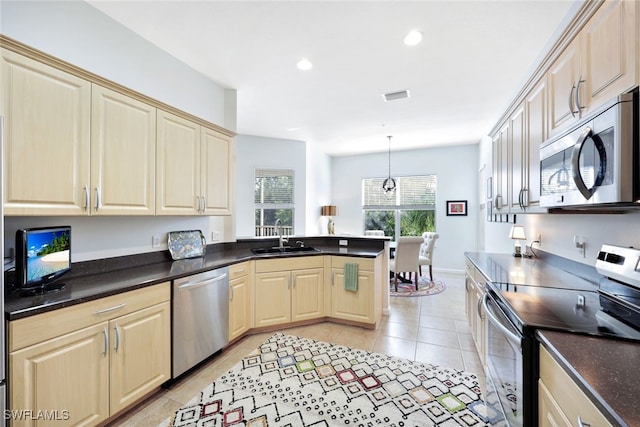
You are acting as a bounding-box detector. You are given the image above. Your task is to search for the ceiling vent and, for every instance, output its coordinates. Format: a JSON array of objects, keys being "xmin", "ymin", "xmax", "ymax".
[{"xmin": 382, "ymin": 90, "xmax": 410, "ymax": 102}]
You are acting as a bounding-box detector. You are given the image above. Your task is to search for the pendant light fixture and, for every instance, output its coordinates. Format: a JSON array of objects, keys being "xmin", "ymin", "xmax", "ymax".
[{"xmin": 382, "ymin": 135, "xmax": 397, "ymax": 198}]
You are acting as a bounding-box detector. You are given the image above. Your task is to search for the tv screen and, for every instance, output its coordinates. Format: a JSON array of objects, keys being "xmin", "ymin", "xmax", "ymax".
[{"xmin": 16, "ymin": 226, "xmax": 71, "ymax": 292}]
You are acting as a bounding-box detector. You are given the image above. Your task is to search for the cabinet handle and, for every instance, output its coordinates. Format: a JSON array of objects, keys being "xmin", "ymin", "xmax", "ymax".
[
  {"xmin": 201, "ymin": 196, "xmax": 206, "ymax": 213},
  {"xmin": 114, "ymin": 324, "xmax": 120, "ymax": 352},
  {"xmin": 569, "ymin": 84, "xmax": 577, "ymax": 118},
  {"xmin": 95, "ymin": 187, "xmax": 101, "ymax": 212},
  {"xmin": 230, "ymin": 284, "xmax": 234, "ymax": 301},
  {"xmin": 522, "ymin": 188, "xmax": 528, "ymax": 208},
  {"xmin": 575, "ymin": 78, "xmax": 585, "ymax": 112},
  {"xmin": 477, "ymin": 296, "xmax": 485, "ymax": 320},
  {"xmin": 196, "ymin": 196, "xmax": 201, "ymax": 212},
  {"xmin": 94, "ymin": 303, "xmax": 126, "ymax": 315},
  {"xmin": 102, "ymin": 326, "xmax": 109, "ymax": 357},
  {"xmin": 578, "ymin": 417, "xmax": 591, "ymax": 427},
  {"xmin": 84, "ymin": 186, "xmax": 89, "ymax": 211}
]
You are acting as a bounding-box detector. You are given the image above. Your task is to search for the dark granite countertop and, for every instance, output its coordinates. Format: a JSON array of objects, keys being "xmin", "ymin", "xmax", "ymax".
[
  {"xmin": 464, "ymin": 251, "xmax": 599, "ymax": 289},
  {"xmin": 537, "ymin": 330, "xmax": 640, "ymax": 427},
  {"xmin": 5, "ymin": 237, "xmax": 385, "ymax": 321}
]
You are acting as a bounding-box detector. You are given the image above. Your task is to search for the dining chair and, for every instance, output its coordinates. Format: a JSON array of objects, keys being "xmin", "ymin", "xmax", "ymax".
[
  {"xmin": 418, "ymin": 232, "xmax": 439, "ymax": 281},
  {"xmin": 389, "ymin": 236, "xmax": 424, "ymax": 291}
]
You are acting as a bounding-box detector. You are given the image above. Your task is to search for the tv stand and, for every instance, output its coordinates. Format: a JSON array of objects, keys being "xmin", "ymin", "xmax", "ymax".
[{"xmin": 19, "ymin": 282, "xmax": 66, "ymax": 298}]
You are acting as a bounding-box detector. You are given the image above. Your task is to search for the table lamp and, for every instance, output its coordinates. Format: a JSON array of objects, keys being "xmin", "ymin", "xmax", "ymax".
[
  {"xmin": 509, "ymin": 225, "xmax": 526, "ymax": 257},
  {"xmin": 321, "ymin": 205, "xmax": 337, "ymax": 235}
]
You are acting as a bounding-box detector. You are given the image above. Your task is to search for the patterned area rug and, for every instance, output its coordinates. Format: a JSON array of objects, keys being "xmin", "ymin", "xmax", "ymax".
[
  {"xmin": 390, "ymin": 277, "xmax": 446, "ymax": 297},
  {"xmin": 160, "ymin": 333, "xmax": 499, "ymax": 426}
]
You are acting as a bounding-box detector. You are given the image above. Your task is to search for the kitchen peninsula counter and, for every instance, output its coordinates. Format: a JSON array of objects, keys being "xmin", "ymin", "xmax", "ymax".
[{"xmin": 5, "ymin": 236, "xmax": 387, "ymax": 321}]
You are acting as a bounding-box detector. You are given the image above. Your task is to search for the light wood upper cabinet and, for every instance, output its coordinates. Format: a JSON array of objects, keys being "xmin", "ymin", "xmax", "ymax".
[
  {"xmin": 549, "ymin": 0, "xmax": 637, "ymax": 137},
  {"xmin": 156, "ymin": 110, "xmax": 201, "ymax": 215},
  {"xmin": 91, "ymin": 85, "xmax": 156, "ymax": 215},
  {"xmin": 201, "ymin": 126, "xmax": 232, "ymax": 215},
  {"xmin": 1, "ymin": 48, "xmax": 91, "ymax": 216},
  {"xmin": 156, "ymin": 109, "xmax": 232, "ymax": 216}
]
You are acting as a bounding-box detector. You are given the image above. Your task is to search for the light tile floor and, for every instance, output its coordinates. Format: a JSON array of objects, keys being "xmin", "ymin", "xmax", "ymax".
[{"xmin": 108, "ymin": 271, "xmax": 484, "ymax": 426}]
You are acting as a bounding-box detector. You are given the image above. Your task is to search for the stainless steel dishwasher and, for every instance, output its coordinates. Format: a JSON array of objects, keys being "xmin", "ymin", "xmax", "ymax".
[{"xmin": 172, "ymin": 266, "xmax": 229, "ymax": 378}]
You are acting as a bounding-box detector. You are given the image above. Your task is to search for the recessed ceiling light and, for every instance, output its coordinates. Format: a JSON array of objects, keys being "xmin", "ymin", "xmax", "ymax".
[
  {"xmin": 403, "ymin": 30, "xmax": 423, "ymax": 46},
  {"xmin": 297, "ymin": 59, "xmax": 313, "ymax": 70}
]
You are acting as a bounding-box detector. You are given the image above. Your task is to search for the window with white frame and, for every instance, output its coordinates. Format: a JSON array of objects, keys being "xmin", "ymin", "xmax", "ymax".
[
  {"xmin": 255, "ymin": 169, "xmax": 295, "ymax": 236},
  {"xmin": 362, "ymin": 175, "xmax": 437, "ymax": 240}
]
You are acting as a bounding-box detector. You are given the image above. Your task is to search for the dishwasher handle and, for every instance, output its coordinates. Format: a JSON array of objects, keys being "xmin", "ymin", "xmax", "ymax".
[
  {"xmin": 483, "ymin": 293, "xmax": 522, "ymax": 348},
  {"xmin": 177, "ymin": 273, "xmax": 228, "ymax": 290}
]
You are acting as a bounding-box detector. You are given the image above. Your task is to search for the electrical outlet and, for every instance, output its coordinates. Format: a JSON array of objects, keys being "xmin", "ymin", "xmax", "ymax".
[
  {"xmin": 339, "ymin": 240, "xmax": 348, "ymax": 246},
  {"xmin": 152, "ymin": 235, "xmax": 161, "ymax": 248},
  {"xmin": 212, "ymin": 231, "xmax": 221, "ymax": 241}
]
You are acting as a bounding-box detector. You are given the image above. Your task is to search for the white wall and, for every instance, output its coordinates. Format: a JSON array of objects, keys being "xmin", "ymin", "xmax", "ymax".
[
  {"xmin": 332, "ymin": 144, "xmax": 479, "ymax": 272},
  {"xmin": 1, "ymin": 1, "xmax": 236, "ymax": 261},
  {"xmin": 234, "ymin": 135, "xmax": 310, "ymax": 238},
  {"xmin": 306, "ymin": 142, "xmax": 333, "ymax": 235}
]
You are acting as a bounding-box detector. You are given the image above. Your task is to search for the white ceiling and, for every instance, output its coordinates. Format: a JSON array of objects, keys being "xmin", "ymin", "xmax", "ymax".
[{"xmin": 87, "ymin": 0, "xmax": 581, "ymax": 156}]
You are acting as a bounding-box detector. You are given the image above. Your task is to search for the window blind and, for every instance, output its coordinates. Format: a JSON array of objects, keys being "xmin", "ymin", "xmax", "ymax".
[
  {"xmin": 255, "ymin": 169, "xmax": 294, "ymax": 205},
  {"xmin": 363, "ymin": 175, "xmax": 437, "ymax": 209}
]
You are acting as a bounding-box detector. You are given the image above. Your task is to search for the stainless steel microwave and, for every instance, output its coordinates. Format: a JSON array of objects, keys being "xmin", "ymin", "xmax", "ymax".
[{"xmin": 540, "ymin": 89, "xmax": 638, "ymax": 209}]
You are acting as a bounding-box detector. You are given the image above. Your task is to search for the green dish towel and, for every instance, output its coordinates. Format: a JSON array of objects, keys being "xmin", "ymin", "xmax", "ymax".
[{"xmin": 344, "ymin": 262, "xmax": 359, "ymax": 292}]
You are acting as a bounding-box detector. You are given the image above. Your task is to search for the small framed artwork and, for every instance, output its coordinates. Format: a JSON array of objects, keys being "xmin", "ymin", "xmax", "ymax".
[
  {"xmin": 487, "ymin": 177, "xmax": 492, "ymax": 199},
  {"xmin": 446, "ymin": 200, "xmax": 468, "ymax": 216}
]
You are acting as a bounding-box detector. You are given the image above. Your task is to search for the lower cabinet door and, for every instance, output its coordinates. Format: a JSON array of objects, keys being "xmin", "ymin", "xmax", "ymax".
[
  {"xmin": 331, "ymin": 268, "xmax": 374, "ymax": 323},
  {"xmin": 229, "ymin": 275, "xmax": 251, "ymax": 340},
  {"xmin": 109, "ymin": 302, "xmax": 171, "ymax": 415},
  {"xmin": 291, "ymin": 268, "xmax": 324, "ymax": 321},
  {"xmin": 254, "ymin": 272, "xmax": 291, "ymax": 327},
  {"xmin": 9, "ymin": 323, "xmax": 110, "ymax": 427}
]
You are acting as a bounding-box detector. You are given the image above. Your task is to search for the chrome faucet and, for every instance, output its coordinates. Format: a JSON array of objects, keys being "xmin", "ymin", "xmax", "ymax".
[{"xmin": 275, "ymin": 219, "xmax": 288, "ymax": 248}]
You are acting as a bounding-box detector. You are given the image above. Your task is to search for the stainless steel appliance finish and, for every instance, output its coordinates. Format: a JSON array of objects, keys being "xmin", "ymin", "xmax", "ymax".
[
  {"xmin": 172, "ymin": 267, "xmax": 229, "ymax": 378},
  {"xmin": 483, "ymin": 247, "xmax": 640, "ymax": 427},
  {"xmin": 540, "ymin": 89, "xmax": 638, "ymax": 208}
]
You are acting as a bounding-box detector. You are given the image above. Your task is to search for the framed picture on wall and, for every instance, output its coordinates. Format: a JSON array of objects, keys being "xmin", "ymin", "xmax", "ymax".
[{"xmin": 446, "ymin": 200, "xmax": 467, "ymax": 216}]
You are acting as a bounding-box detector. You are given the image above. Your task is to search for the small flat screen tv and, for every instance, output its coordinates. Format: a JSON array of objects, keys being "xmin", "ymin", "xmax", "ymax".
[{"xmin": 15, "ymin": 226, "xmax": 71, "ymax": 295}]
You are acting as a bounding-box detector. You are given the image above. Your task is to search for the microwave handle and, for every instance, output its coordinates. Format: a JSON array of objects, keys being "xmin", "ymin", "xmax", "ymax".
[{"xmin": 571, "ymin": 127, "xmax": 607, "ymax": 200}]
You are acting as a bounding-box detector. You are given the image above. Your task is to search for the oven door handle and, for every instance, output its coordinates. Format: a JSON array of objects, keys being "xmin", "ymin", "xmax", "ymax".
[{"xmin": 483, "ymin": 293, "xmax": 522, "ymax": 348}]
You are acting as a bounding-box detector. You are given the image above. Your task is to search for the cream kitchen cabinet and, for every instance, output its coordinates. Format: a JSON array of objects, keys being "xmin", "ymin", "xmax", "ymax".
[
  {"xmin": 8, "ymin": 283, "xmax": 171, "ymax": 426},
  {"xmin": 1, "ymin": 48, "xmax": 91, "ymax": 216},
  {"xmin": 464, "ymin": 258, "xmax": 486, "ymax": 367},
  {"xmin": 548, "ymin": 0, "xmax": 637, "ymax": 137},
  {"xmin": 156, "ymin": 109, "xmax": 232, "ymax": 216},
  {"xmin": 254, "ymin": 256, "xmax": 324, "ymax": 328},
  {"xmin": 0, "ymin": 48, "xmax": 157, "ymax": 216},
  {"xmin": 538, "ymin": 346, "xmax": 612, "ymax": 427},
  {"xmin": 330, "ymin": 256, "xmax": 382, "ymax": 326},
  {"xmin": 229, "ymin": 261, "xmax": 254, "ymax": 341},
  {"xmin": 90, "ymin": 84, "xmax": 156, "ymax": 215},
  {"xmin": 491, "ymin": 123, "xmax": 509, "ymax": 212}
]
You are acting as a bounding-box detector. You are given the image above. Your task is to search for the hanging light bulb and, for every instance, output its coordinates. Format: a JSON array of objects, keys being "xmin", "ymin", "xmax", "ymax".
[{"xmin": 382, "ymin": 135, "xmax": 396, "ymax": 198}]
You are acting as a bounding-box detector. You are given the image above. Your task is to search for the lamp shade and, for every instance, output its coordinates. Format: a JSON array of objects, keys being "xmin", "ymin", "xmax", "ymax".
[
  {"xmin": 321, "ymin": 205, "xmax": 337, "ymax": 216},
  {"xmin": 509, "ymin": 225, "xmax": 526, "ymax": 240}
]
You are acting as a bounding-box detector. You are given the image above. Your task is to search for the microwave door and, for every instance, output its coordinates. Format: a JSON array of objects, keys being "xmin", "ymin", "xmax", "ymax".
[{"xmin": 571, "ymin": 127, "xmax": 607, "ymax": 200}]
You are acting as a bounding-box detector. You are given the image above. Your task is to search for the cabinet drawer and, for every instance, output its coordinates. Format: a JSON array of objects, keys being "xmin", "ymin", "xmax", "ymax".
[
  {"xmin": 9, "ymin": 282, "xmax": 170, "ymax": 352},
  {"xmin": 539, "ymin": 346, "xmax": 612, "ymax": 427},
  {"xmin": 229, "ymin": 261, "xmax": 252, "ymax": 280},
  {"xmin": 255, "ymin": 256, "xmax": 324, "ymax": 273},
  {"xmin": 331, "ymin": 256, "xmax": 374, "ymax": 271}
]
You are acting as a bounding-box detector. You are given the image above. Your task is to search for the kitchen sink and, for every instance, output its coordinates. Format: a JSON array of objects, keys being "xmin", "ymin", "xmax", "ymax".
[{"xmin": 251, "ymin": 246, "xmax": 320, "ymax": 255}]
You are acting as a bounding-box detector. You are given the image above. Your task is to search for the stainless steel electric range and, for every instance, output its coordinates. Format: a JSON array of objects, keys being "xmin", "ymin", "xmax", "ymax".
[{"xmin": 482, "ymin": 244, "xmax": 640, "ymax": 426}]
